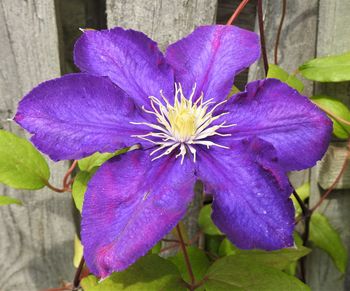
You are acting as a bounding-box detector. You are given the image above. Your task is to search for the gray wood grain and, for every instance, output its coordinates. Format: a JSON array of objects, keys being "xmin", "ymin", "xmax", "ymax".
[
  {"xmin": 316, "ymin": 144, "xmax": 350, "ymax": 189},
  {"xmin": 248, "ymin": 0, "xmax": 318, "ymax": 97},
  {"xmin": 0, "ymin": 1, "xmax": 75, "ymax": 290},
  {"xmin": 107, "ymin": 0, "xmax": 218, "ymax": 51},
  {"xmin": 306, "ymin": 1, "xmax": 350, "ymax": 290}
]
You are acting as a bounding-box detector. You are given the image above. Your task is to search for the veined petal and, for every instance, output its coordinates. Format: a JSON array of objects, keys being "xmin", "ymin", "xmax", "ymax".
[
  {"xmin": 218, "ymin": 79, "xmax": 333, "ymax": 171},
  {"xmin": 165, "ymin": 25, "xmax": 260, "ymax": 102},
  {"xmin": 74, "ymin": 27, "xmax": 174, "ymax": 106},
  {"xmin": 14, "ymin": 74, "xmax": 148, "ymax": 161},
  {"xmin": 81, "ymin": 150, "xmax": 196, "ymax": 278},
  {"xmin": 197, "ymin": 138, "xmax": 294, "ymax": 250}
]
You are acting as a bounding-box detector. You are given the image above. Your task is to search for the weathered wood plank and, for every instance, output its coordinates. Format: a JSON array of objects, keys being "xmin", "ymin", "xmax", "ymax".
[
  {"xmin": 248, "ymin": 0, "xmax": 318, "ymax": 97},
  {"xmin": 306, "ymin": 0, "xmax": 350, "ymax": 290},
  {"xmin": 316, "ymin": 144, "xmax": 350, "ymax": 189},
  {"xmin": 0, "ymin": 1, "xmax": 75, "ymax": 290},
  {"xmin": 106, "ymin": 0, "xmax": 218, "ymax": 51}
]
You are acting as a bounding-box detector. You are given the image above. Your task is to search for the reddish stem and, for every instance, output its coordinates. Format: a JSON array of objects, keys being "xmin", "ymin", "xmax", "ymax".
[
  {"xmin": 257, "ymin": 0, "xmax": 269, "ymax": 76},
  {"xmin": 44, "ymin": 181, "xmax": 69, "ymax": 193},
  {"xmin": 63, "ymin": 160, "xmax": 78, "ymax": 188},
  {"xmin": 44, "ymin": 160, "xmax": 77, "ymax": 193},
  {"xmin": 176, "ymin": 225, "xmax": 196, "ymax": 289},
  {"xmin": 226, "ymin": 0, "xmax": 250, "ymax": 25},
  {"xmin": 274, "ymin": 0, "xmax": 287, "ymax": 65},
  {"xmin": 72, "ymin": 257, "xmax": 85, "ymax": 290}
]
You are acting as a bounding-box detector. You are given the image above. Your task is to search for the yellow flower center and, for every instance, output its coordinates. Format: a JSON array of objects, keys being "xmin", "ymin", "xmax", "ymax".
[{"xmin": 168, "ymin": 98, "xmax": 197, "ymax": 142}]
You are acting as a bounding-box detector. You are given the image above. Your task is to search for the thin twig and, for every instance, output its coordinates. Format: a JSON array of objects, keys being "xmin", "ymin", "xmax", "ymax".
[
  {"xmin": 274, "ymin": 0, "xmax": 287, "ymax": 64},
  {"xmin": 292, "ymin": 189, "xmax": 311, "ymax": 283},
  {"xmin": 44, "ymin": 160, "xmax": 77, "ymax": 193},
  {"xmin": 176, "ymin": 225, "xmax": 196, "ymax": 289},
  {"xmin": 226, "ymin": 0, "xmax": 250, "ymax": 25},
  {"xmin": 257, "ymin": 0, "xmax": 269, "ymax": 76},
  {"xmin": 44, "ymin": 181, "xmax": 69, "ymax": 193},
  {"xmin": 72, "ymin": 257, "xmax": 85, "ymax": 290},
  {"xmin": 63, "ymin": 160, "xmax": 78, "ymax": 188},
  {"xmin": 159, "ymin": 244, "xmax": 179, "ymax": 254}
]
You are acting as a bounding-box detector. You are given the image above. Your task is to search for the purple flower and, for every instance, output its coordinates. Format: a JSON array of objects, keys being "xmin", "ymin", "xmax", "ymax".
[{"xmin": 14, "ymin": 25, "xmax": 332, "ymax": 278}]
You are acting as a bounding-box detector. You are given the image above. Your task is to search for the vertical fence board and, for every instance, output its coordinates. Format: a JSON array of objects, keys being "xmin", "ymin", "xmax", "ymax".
[
  {"xmin": 248, "ymin": 0, "xmax": 319, "ymax": 97},
  {"xmin": 106, "ymin": 0, "xmax": 218, "ymax": 50},
  {"xmin": 0, "ymin": 1, "xmax": 75, "ymax": 290},
  {"xmin": 306, "ymin": 1, "xmax": 350, "ymax": 290}
]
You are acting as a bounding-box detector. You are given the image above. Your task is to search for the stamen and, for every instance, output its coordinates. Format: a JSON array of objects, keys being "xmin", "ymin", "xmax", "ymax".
[{"xmin": 131, "ymin": 83, "xmax": 233, "ymax": 163}]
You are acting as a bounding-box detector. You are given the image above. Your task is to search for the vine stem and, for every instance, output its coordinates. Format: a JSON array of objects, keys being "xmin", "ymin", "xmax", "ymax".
[
  {"xmin": 44, "ymin": 181, "xmax": 68, "ymax": 193},
  {"xmin": 44, "ymin": 160, "xmax": 78, "ymax": 193},
  {"xmin": 63, "ymin": 160, "xmax": 78, "ymax": 188},
  {"xmin": 72, "ymin": 257, "xmax": 85, "ymax": 290},
  {"xmin": 176, "ymin": 225, "xmax": 196, "ymax": 289},
  {"xmin": 226, "ymin": 0, "xmax": 250, "ymax": 25},
  {"xmin": 274, "ymin": 0, "xmax": 286, "ymax": 65},
  {"xmin": 257, "ymin": 0, "xmax": 269, "ymax": 76}
]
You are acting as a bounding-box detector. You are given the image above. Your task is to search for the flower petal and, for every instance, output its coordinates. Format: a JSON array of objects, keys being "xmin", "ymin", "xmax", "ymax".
[
  {"xmin": 81, "ymin": 150, "xmax": 196, "ymax": 277},
  {"xmin": 165, "ymin": 25, "xmax": 260, "ymax": 101},
  {"xmin": 218, "ymin": 79, "xmax": 332, "ymax": 171},
  {"xmin": 74, "ymin": 27, "xmax": 174, "ymax": 106},
  {"xmin": 14, "ymin": 73, "xmax": 149, "ymax": 161},
  {"xmin": 197, "ymin": 137, "xmax": 294, "ymax": 250}
]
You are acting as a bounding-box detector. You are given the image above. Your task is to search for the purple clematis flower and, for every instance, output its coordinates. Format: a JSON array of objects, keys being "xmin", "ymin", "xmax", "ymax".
[{"xmin": 14, "ymin": 25, "xmax": 332, "ymax": 278}]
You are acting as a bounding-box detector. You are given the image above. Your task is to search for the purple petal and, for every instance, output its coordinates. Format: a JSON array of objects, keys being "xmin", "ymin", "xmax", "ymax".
[
  {"xmin": 14, "ymin": 73, "xmax": 149, "ymax": 161},
  {"xmin": 197, "ymin": 137, "xmax": 294, "ymax": 250},
  {"xmin": 165, "ymin": 25, "xmax": 260, "ymax": 101},
  {"xmin": 74, "ymin": 27, "xmax": 174, "ymax": 106},
  {"xmin": 218, "ymin": 79, "xmax": 333, "ymax": 171},
  {"xmin": 81, "ymin": 150, "xmax": 196, "ymax": 278}
]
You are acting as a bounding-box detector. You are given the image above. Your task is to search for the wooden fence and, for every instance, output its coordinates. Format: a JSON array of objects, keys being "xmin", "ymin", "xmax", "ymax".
[{"xmin": 0, "ymin": 0, "xmax": 349, "ymax": 290}]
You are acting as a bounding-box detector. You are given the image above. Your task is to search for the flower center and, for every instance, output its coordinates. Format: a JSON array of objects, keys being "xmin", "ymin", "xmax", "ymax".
[{"xmin": 131, "ymin": 83, "xmax": 235, "ymax": 163}]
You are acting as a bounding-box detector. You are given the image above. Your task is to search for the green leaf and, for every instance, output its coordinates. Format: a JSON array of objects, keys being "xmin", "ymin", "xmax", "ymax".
[
  {"xmin": 83, "ymin": 255, "xmax": 186, "ymax": 291},
  {"xmin": 204, "ymin": 256, "xmax": 310, "ymax": 291},
  {"xmin": 233, "ymin": 247, "xmax": 311, "ymax": 271},
  {"xmin": 0, "ymin": 195, "xmax": 22, "ymax": 206},
  {"xmin": 311, "ymin": 95, "xmax": 350, "ymax": 139},
  {"xmin": 198, "ymin": 204, "xmax": 222, "ymax": 235},
  {"xmin": 299, "ymin": 51, "xmax": 350, "ymax": 82},
  {"xmin": 310, "ymin": 212, "xmax": 348, "ymax": 273},
  {"xmin": 267, "ymin": 64, "xmax": 304, "ymax": 92},
  {"xmin": 218, "ymin": 238, "xmax": 238, "ymax": 257},
  {"xmin": 168, "ymin": 246, "xmax": 210, "ymax": 284},
  {"xmin": 72, "ymin": 171, "xmax": 94, "ymax": 212},
  {"xmin": 205, "ymin": 235, "xmax": 223, "ymax": 256},
  {"xmin": 81, "ymin": 275, "xmax": 98, "ymax": 290},
  {"xmin": 150, "ymin": 241, "xmax": 161, "ymax": 254},
  {"xmin": 78, "ymin": 147, "xmax": 130, "ymax": 172},
  {"xmin": 227, "ymin": 85, "xmax": 240, "ymax": 97},
  {"xmin": 0, "ymin": 130, "xmax": 50, "ymax": 189},
  {"xmin": 291, "ymin": 183, "xmax": 310, "ymax": 216}
]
